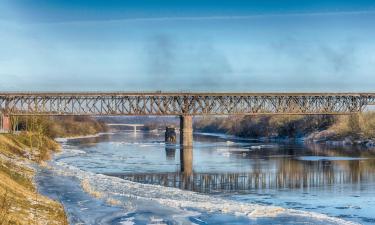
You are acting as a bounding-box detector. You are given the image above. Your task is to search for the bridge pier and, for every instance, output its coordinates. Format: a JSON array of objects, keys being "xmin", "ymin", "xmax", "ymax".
[
  {"xmin": 165, "ymin": 126, "xmax": 177, "ymax": 143},
  {"xmin": 179, "ymin": 115, "xmax": 193, "ymax": 175},
  {"xmin": 0, "ymin": 114, "xmax": 10, "ymax": 133},
  {"xmin": 180, "ymin": 115, "xmax": 193, "ymax": 147},
  {"xmin": 180, "ymin": 147, "xmax": 193, "ymax": 176}
]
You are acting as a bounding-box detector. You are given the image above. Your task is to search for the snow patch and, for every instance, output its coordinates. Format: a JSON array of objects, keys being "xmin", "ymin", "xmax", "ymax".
[
  {"xmin": 250, "ymin": 145, "xmax": 276, "ymax": 149},
  {"xmin": 297, "ymin": 156, "xmax": 368, "ymax": 161}
]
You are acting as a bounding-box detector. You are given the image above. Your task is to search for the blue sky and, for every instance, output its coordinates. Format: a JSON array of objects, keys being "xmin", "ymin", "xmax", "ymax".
[{"xmin": 0, "ymin": 0, "xmax": 375, "ymax": 92}]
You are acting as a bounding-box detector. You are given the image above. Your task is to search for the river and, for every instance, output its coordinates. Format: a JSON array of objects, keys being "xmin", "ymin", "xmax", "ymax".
[{"xmin": 36, "ymin": 131, "xmax": 375, "ymax": 225}]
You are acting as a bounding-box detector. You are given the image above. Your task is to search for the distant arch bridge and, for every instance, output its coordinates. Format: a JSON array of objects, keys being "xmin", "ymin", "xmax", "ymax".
[{"xmin": 106, "ymin": 123, "xmax": 144, "ymax": 133}]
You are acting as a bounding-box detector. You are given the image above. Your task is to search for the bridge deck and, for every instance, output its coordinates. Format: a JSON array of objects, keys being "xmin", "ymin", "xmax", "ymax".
[{"xmin": 0, "ymin": 92, "xmax": 375, "ymax": 96}]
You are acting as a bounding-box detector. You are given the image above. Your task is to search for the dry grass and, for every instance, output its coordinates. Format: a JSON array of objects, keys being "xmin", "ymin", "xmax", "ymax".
[
  {"xmin": 0, "ymin": 189, "xmax": 12, "ymax": 225},
  {"xmin": 328, "ymin": 113, "xmax": 375, "ymax": 139},
  {"xmin": 0, "ymin": 116, "xmax": 107, "ymax": 225},
  {"xmin": 195, "ymin": 115, "xmax": 334, "ymax": 138},
  {"xmin": 0, "ymin": 133, "xmax": 60, "ymax": 162},
  {"xmin": 0, "ymin": 133, "xmax": 68, "ymax": 225},
  {"xmin": 81, "ymin": 179, "xmax": 103, "ymax": 199},
  {"xmin": 81, "ymin": 180, "xmax": 122, "ymax": 207},
  {"xmin": 14, "ymin": 116, "xmax": 107, "ymax": 139},
  {"xmin": 359, "ymin": 112, "xmax": 375, "ymax": 138},
  {"xmin": 196, "ymin": 113, "xmax": 375, "ymax": 141},
  {"xmin": 0, "ymin": 170, "xmax": 68, "ymax": 225},
  {"xmin": 106, "ymin": 198, "xmax": 121, "ymax": 206}
]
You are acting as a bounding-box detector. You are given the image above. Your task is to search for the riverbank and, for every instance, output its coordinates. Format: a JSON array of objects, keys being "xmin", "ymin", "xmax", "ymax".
[
  {"xmin": 195, "ymin": 113, "xmax": 375, "ymax": 148},
  {"xmin": 306, "ymin": 113, "xmax": 375, "ymax": 147},
  {"xmin": 0, "ymin": 133, "xmax": 68, "ymax": 224},
  {"xmin": 0, "ymin": 116, "xmax": 107, "ymax": 224}
]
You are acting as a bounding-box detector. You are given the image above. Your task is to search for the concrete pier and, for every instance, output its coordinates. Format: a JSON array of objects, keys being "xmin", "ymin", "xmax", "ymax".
[
  {"xmin": 180, "ymin": 115, "xmax": 193, "ymax": 147},
  {"xmin": 180, "ymin": 147, "xmax": 193, "ymax": 175},
  {"xmin": 165, "ymin": 126, "xmax": 177, "ymax": 143},
  {"xmin": 179, "ymin": 115, "xmax": 193, "ymax": 175}
]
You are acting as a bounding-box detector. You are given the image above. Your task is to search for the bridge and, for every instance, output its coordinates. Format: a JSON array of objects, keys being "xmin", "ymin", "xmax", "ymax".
[
  {"xmin": 106, "ymin": 123, "xmax": 144, "ymax": 133},
  {"xmin": 1, "ymin": 92, "xmax": 375, "ymax": 147}
]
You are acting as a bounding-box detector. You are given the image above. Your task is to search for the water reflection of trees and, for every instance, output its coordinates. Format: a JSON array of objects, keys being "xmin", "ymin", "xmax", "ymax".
[
  {"xmin": 305, "ymin": 142, "xmax": 375, "ymax": 158},
  {"xmin": 66, "ymin": 134, "xmax": 111, "ymax": 146}
]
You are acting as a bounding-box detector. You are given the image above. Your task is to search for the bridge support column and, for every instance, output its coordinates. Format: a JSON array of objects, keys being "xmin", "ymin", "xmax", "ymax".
[
  {"xmin": 179, "ymin": 115, "xmax": 193, "ymax": 175},
  {"xmin": 180, "ymin": 115, "xmax": 193, "ymax": 147},
  {"xmin": 180, "ymin": 146, "xmax": 193, "ymax": 176},
  {"xmin": 0, "ymin": 114, "xmax": 10, "ymax": 133}
]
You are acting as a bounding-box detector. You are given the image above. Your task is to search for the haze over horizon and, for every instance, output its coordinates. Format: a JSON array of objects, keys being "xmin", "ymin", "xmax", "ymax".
[{"xmin": 1, "ymin": 0, "xmax": 375, "ymax": 92}]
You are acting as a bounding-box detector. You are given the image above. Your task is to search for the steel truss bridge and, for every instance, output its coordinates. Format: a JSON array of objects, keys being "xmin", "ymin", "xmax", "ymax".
[{"xmin": 0, "ymin": 92, "xmax": 375, "ymax": 116}]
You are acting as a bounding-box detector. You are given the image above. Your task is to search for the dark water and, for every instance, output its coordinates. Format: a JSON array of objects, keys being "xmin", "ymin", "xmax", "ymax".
[{"xmin": 37, "ymin": 131, "xmax": 375, "ymax": 224}]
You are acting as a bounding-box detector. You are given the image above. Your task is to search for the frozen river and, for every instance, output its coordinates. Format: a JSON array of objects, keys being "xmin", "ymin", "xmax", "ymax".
[{"xmin": 36, "ymin": 131, "xmax": 375, "ymax": 224}]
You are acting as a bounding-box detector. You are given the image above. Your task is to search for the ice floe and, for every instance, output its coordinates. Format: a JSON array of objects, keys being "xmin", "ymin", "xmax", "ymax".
[
  {"xmin": 297, "ymin": 156, "xmax": 368, "ymax": 161},
  {"xmin": 48, "ymin": 160, "xmax": 358, "ymax": 225}
]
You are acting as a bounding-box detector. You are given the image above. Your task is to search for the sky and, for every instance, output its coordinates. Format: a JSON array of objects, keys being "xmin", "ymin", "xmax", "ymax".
[{"xmin": 0, "ymin": 0, "xmax": 375, "ymax": 92}]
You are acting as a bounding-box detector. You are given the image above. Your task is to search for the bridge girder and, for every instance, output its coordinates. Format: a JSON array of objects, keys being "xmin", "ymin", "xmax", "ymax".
[{"xmin": 0, "ymin": 93, "xmax": 374, "ymax": 116}]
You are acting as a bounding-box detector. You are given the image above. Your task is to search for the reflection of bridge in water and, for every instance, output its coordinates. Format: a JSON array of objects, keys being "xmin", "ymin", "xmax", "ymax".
[
  {"xmin": 110, "ymin": 168, "xmax": 375, "ymax": 193},
  {"xmin": 109, "ymin": 144, "xmax": 375, "ymax": 193}
]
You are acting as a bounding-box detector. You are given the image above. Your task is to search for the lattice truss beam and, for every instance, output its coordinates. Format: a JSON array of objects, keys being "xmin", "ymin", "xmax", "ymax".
[{"xmin": 0, "ymin": 93, "xmax": 374, "ymax": 115}]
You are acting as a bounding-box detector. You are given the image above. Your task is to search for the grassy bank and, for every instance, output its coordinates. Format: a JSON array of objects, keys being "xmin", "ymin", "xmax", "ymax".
[
  {"xmin": 0, "ymin": 133, "xmax": 67, "ymax": 225},
  {"xmin": 195, "ymin": 113, "xmax": 375, "ymax": 144},
  {"xmin": 308, "ymin": 113, "xmax": 375, "ymax": 144},
  {"xmin": 195, "ymin": 115, "xmax": 334, "ymax": 139},
  {"xmin": 0, "ymin": 116, "xmax": 107, "ymax": 225},
  {"xmin": 14, "ymin": 116, "xmax": 108, "ymax": 138}
]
